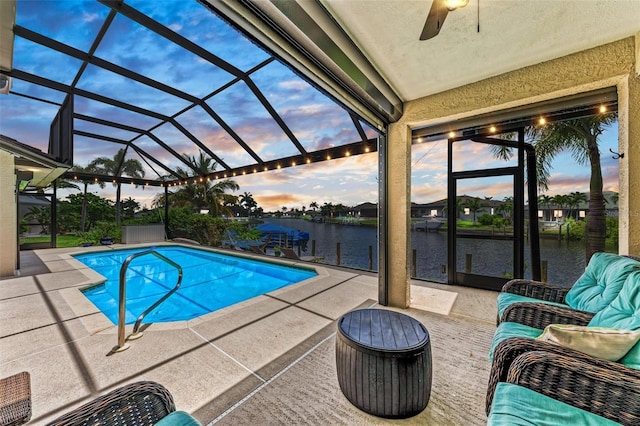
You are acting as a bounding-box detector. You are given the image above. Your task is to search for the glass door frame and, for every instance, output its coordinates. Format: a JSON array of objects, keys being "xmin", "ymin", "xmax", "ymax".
[{"xmin": 447, "ymin": 128, "xmax": 541, "ymax": 291}]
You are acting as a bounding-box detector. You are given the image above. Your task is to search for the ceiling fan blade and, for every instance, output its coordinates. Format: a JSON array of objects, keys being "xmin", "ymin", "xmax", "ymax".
[{"xmin": 420, "ymin": 0, "xmax": 449, "ymax": 40}]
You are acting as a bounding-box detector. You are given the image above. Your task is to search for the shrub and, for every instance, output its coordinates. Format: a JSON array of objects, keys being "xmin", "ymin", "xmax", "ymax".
[
  {"xmin": 478, "ymin": 214, "xmax": 494, "ymax": 226},
  {"xmin": 167, "ymin": 207, "xmax": 229, "ymax": 246},
  {"xmin": 565, "ymin": 218, "xmax": 585, "ymax": 241}
]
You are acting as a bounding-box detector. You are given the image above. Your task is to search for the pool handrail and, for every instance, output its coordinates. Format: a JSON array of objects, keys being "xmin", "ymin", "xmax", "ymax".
[{"xmin": 117, "ymin": 248, "xmax": 183, "ymax": 352}]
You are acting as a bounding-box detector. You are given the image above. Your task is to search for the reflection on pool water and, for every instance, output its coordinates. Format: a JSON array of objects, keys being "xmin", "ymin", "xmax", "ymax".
[{"xmin": 75, "ymin": 246, "xmax": 317, "ymax": 324}]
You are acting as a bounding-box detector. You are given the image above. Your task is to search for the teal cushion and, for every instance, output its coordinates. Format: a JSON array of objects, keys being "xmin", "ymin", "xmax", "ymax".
[
  {"xmin": 621, "ymin": 339, "xmax": 640, "ymax": 369},
  {"xmin": 488, "ymin": 382, "xmax": 621, "ymax": 425},
  {"xmin": 565, "ymin": 253, "xmax": 640, "ymax": 312},
  {"xmin": 589, "ymin": 270, "xmax": 640, "ymax": 329},
  {"xmin": 588, "ymin": 270, "xmax": 640, "ymax": 368},
  {"xmin": 490, "ymin": 322, "xmax": 542, "ymax": 361},
  {"xmin": 497, "ymin": 292, "xmax": 567, "ymax": 317},
  {"xmin": 154, "ymin": 411, "xmax": 202, "ymax": 426}
]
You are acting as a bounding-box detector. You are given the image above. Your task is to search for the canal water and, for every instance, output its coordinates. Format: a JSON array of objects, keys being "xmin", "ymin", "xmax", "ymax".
[{"xmin": 262, "ymin": 218, "xmax": 587, "ymax": 286}]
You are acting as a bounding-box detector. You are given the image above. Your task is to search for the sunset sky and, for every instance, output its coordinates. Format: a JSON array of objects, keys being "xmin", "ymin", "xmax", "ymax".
[{"xmin": 0, "ymin": 0, "xmax": 620, "ymax": 212}]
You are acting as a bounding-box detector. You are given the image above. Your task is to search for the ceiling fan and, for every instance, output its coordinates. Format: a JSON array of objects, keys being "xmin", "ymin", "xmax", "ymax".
[{"xmin": 420, "ymin": 0, "xmax": 470, "ymax": 40}]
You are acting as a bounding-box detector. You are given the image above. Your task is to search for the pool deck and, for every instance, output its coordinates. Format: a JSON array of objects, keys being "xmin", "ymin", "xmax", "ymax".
[{"xmin": 0, "ymin": 243, "xmax": 497, "ymax": 425}]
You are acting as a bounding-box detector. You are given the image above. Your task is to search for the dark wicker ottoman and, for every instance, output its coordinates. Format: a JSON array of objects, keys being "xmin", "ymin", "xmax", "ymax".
[{"xmin": 336, "ymin": 309, "xmax": 432, "ymax": 418}]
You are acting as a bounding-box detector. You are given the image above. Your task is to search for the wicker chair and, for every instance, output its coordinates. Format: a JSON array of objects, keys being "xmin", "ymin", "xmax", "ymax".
[
  {"xmin": 47, "ymin": 381, "xmax": 176, "ymax": 426},
  {"xmin": 497, "ymin": 253, "xmax": 640, "ymax": 327},
  {"xmin": 499, "ymin": 290, "xmax": 594, "ymax": 329},
  {"xmin": 486, "ymin": 338, "xmax": 640, "ymax": 425}
]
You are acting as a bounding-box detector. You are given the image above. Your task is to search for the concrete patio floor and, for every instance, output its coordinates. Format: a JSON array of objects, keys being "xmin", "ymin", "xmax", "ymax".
[{"xmin": 0, "ymin": 244, "xmax": 497, "ymax": 425}]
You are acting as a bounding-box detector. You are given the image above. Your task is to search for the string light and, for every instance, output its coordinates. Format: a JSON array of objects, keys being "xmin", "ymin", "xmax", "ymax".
[
  {"xmin": 345, "ymin": 151, "xmax": 351, "ymax": 157},
  {"xmin": 326, "ymin": 155, "xmax": 331, "ymax": 160},
  {"xmin": 448, "ymin": 131, "xmax": 455, "ymax": 138},
  {"xmin": 306, "ymin": 158, "xmax": 311, "ymax": 164},
  {"xmin": 489, "ymin": 126, "xmax": 497, "ymax": 133},
  {"xmin": 364, "ymin": 147, "xmax": 370, "ymax": 153},
  {"xmin": 599, "ymin": 105, "xmax": 607, "ymax": 113},
  {"xmin": 538, "ymin": 117, "xmax": 546, "ymax": 125}
]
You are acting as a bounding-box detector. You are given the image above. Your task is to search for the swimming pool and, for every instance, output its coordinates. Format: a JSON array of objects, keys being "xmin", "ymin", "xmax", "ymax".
[{"xmin": 75, "ymin": 246, "xmax": 317, "ymax": 324}]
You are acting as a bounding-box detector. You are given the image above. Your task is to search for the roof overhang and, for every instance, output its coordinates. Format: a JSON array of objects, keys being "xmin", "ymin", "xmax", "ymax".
[
  {"xmin": 0, "ymin": 135, "xmax": 70, "ymax": 189},
  {"xmin": 210, "ymin": 0, "xmax": 402, "ymax": 127},
  {"xmin": 212, "ymin": 0, "xmax": 640, "ymax": 124}
]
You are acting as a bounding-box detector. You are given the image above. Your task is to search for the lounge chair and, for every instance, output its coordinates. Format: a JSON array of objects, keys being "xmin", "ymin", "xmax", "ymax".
[
  {"xmin": 281, "ymin": 247, "xmax": 322, "ymax": 262},
  {"xmin": 48, "ymin": 381, "xmax": 201, "ymax": 426},
  {"xmin": 248, "ymin": 245, "xmax": 266, "ymax": 255}
]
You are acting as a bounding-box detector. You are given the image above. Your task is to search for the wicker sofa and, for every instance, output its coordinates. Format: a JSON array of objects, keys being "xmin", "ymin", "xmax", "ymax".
[
  {"xmin": 47, "ymin": 381, "xmax": 201, "ymax": 426},
  {"xmin": 497, "ymin": 252, "xmax": 640, "ymax": 327},
  {"xmin": 486, "ymin": 338, "xmax": 640, "ymax": 425},
  {"xmin": 486, "ymin": 268, "xmax": 640, "ymax": 425}
]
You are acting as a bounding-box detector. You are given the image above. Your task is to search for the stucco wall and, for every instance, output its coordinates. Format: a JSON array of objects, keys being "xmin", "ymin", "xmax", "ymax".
[
  {"xmin": 0, "ymin": 150, "xmax": 17, "ymax": 277},
  {"xmin": 385, "ymin": 36, "xmax": 639, "ymax": 307}
]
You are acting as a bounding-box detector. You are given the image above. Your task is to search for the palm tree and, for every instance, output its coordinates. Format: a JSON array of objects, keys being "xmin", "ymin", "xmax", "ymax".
[
  {"xmin": 493, "ymin": 113, "xmax": 617, "ymax": 262},
  {"xmin": 89, "ymin": 148, "xmax": 145, "ymax": 225},
  {"xmin": 551, "ymin": 194, "xmax": 569, "ymax": 220},
  {"xmin": 309, "ymin": 201, "xmax": 319, "ymax": 213},
  {"xmin": 568, "ymin": 191, "xmax": 587, "ymax": 219},
  {"xmin": 443, "ymin": 197, "xmax": 464, "ymax": 219},
  {"xmin": 538, "ymin": 194, "xmax": 553, "ymax": 221},
  {"xmin": 534, "ymin": 115, "xmax": 618, "ymax": 260},
  {"xmin": 497, "ymin": 196, "xmax": 514, "ymax": 224},
  {"xmin": 170, "ymin": 151, "xmax": 239, "ymax": 216},
  {"xmin": 321, "ymin": 202, "xmax": 336, "ymax": 218},
  {"xmin": 70, "ymin": 163, "xmax": 103, "ymax": 232},
  {"xmin": 239, "ymin": 192, "xmax": 257, "ymax": 217},
  {"xmin": 463, "ymin": 198, "xmax": 486, "ymax": 225}
]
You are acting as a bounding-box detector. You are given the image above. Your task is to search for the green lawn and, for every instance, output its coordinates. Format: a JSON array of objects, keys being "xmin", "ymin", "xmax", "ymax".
[{"xmin": 20, "ymin": 234, "xmax": 86, "ymax": 248}]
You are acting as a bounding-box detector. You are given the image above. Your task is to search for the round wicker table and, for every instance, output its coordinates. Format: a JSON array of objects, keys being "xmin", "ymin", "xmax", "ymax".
[{"xmin": 335, "ymin": 309, "xmax": 432, "ymax": 418}]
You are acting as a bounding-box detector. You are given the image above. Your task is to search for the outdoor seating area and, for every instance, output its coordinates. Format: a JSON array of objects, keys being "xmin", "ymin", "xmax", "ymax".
[
  {"xmin": 486, "ymin": 254, "xmax": 640, "ymax": 425},
  {"xmin": 0, "ymin": 245, "xmax": 497, "ymax": 425}
]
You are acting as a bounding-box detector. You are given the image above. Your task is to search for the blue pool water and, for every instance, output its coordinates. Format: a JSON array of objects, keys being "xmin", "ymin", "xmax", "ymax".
[{"xmin": 75, "ymin": 246, "xmax": 317, "ymax": 324}]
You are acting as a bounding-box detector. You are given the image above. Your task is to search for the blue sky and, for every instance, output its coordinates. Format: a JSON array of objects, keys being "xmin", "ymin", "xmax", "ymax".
[{"xmin": 0, "ymin": 0, "xmax": 620, "ymax": 212}]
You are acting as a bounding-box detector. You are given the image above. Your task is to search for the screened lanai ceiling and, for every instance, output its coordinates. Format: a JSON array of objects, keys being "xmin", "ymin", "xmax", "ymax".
[{"xmin": 0, "ymin": 0, "xmax": 380, "ymax": 187}]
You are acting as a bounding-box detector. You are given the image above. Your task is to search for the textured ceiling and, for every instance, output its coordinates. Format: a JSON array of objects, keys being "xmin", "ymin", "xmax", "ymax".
[{"xmin": 321, "ymin": 0, "xmax": 640, "ymax": 102}]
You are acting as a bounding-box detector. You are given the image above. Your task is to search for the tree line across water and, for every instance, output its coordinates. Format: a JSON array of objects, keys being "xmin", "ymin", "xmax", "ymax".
[{"xmin": 22, "ymin": 112, "xmax": 617, "ymax": 262}]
